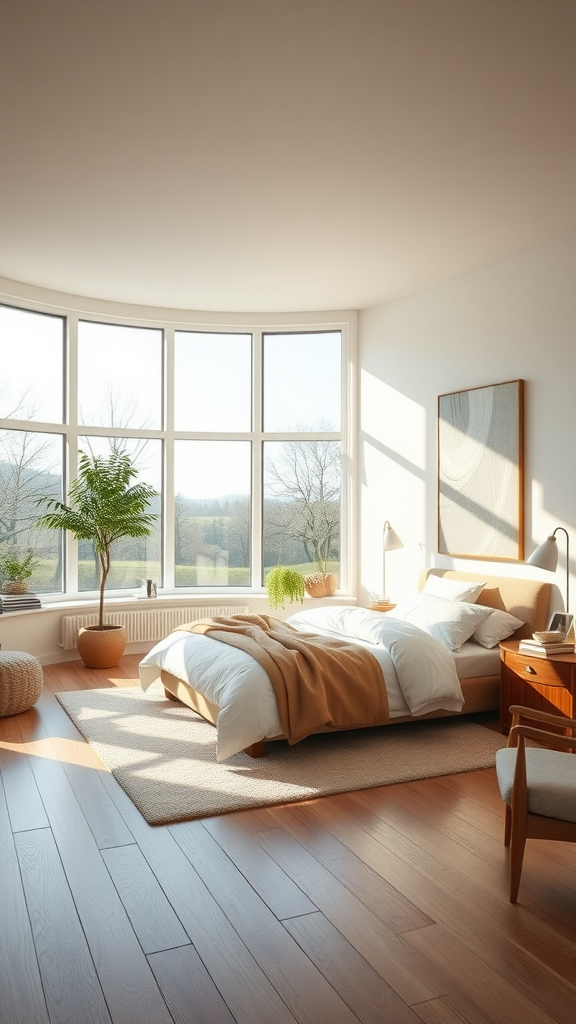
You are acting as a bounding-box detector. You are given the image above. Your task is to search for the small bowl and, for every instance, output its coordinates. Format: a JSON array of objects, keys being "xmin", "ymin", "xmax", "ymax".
[{"xmin": 532, "ymin": 630, "xmax": 565, "ymax": 643}]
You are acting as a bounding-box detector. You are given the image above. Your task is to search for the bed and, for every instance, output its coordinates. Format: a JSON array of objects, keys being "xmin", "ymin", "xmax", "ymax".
[{"xmin": 138, "ymin": 569, "xmax": 551, "ymax": 761}]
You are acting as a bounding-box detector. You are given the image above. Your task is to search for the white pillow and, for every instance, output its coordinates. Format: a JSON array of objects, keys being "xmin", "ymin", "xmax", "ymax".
[
  {"xmin": 471, "ymin": 608, "xmax": 524, "ymax": 648},
  {"xmin": 422, "ymin": 575, "xmax": 486, "ymax": 603},
  {"xmin": 287, "ymin": 605, "xmax": 381, "ymax": 640},
  {"xmin": 390, "ymin": 593, "xmax": 493, "ymax": 653}
]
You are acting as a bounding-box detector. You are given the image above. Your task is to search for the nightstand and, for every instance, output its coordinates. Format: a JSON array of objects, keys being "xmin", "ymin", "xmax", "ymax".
[
  {"xmin": 369, "ymin": 601, "xmax": 396, "ymax": 612},
  {"xmin": 499, "ymin": 639, "xmax": 576, "ymax": 732}
]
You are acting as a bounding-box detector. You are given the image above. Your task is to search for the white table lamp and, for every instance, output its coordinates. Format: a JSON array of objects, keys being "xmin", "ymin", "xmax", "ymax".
[{"xmin": 382, "ymin": 521, "xmax": 403, "ymax": 602}]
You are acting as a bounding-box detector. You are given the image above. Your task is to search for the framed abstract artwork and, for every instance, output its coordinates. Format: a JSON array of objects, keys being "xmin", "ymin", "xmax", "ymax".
[{"xmin": 438, "ymin": 379, "xmax": 524, "ymax": 560}]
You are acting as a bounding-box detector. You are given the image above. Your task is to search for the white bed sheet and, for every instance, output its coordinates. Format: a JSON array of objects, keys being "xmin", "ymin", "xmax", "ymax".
[
  {"xmin": 139, "ymin": 631, "xmax": 282, "ymax": 761},
  {"xmin": 139, "ymin": 607, "xmax": 466, "ymax": 761},
  {"xmin": 453, "ymin": 641, "xmax": 501, "ymax": 679}
]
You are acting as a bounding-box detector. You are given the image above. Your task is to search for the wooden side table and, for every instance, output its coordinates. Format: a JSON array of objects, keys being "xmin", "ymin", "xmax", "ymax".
[
  {"xmin": 369, "ymin": 601, "xmax": 396, "ymax": 612},
  {"xmin": 499, "ymin": 639, "xmax": 576, "ymax": 733}
]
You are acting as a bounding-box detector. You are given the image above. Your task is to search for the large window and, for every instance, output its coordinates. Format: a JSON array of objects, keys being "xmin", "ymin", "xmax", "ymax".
[
  {"xmin": 0, "ymin": 302, "xmax": 349, "ymax": 598},
  {"xmin": 262, "ymin": 331, "xmax": 342, "ymax": 581}
]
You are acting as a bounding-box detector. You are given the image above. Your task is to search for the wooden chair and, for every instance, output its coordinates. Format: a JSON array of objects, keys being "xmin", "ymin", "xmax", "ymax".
[{"xmin": 495, "ymin": 704, "xmax": 576, "ymax": 902}]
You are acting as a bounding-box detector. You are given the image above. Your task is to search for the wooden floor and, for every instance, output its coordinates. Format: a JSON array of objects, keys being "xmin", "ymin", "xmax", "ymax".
[{"xmin": 2, "ymin": 658, "xmax": 576, "ymax": 1024}]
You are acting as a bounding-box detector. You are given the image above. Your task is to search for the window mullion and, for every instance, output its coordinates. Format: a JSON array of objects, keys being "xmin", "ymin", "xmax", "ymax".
[
  {"xmin": 163, "ymin": 326, "xmax": 175, "ymax": 590},
  {"xmin": 66, "ymin": 315, "xmax": 79, "ymax": 594},
  {"xmin": 252, "ymin": 329, "xmax": 263, "ymax": 588}
]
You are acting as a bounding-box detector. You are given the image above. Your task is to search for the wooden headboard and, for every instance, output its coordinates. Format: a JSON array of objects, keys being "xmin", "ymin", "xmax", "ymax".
[{"xmin": 418, "ymin": 568, "xmax": 551, "ymax": 640}]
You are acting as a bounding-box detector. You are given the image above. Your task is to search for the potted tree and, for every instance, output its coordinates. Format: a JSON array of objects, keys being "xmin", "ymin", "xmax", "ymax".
[
  {"xmin": 0, "ymin": 547, "xmax": 39, "ymax": 594},
  {"xmin": 265, "ymin": 565, "xmax": 306, "ymax": 610},
  {"xmin": 37, "ymin": 449, "xmax": 159, "ymax": 668}
]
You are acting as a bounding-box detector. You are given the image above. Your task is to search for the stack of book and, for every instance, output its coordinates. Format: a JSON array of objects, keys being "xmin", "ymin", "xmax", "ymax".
[
  {"xmin": 518, "ymin": 636, "xmax": 575, "ymax": 658},
  {"xmin": 0, "ymin": 592, "xmax": 42, "ymax": 613}
]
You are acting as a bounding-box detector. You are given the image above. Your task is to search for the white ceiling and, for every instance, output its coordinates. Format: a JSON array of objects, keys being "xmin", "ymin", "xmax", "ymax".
[{"xmin": 2, "ymin": 0, "xmax": 575, "ymax": 314}]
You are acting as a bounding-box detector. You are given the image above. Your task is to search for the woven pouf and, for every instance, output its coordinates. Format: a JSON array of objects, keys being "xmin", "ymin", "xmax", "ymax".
[{"xmin": 0, "ymin": 651, "xmax": 43, "ymax": 717}]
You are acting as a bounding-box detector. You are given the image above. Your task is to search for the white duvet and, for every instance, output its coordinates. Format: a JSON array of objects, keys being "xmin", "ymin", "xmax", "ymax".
[{"xmin": 139, "ymin": 606, "xmax": 464, "ymax": 761}]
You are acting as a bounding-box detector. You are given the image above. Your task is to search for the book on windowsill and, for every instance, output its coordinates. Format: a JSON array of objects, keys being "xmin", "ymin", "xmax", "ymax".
[
  {"xmin": 0, "ymin": 592, "xmax": 42, "ymax": 612},
  {"xmin": 518, "ymin": 640, "xmax": 575, "ymax": 656}
]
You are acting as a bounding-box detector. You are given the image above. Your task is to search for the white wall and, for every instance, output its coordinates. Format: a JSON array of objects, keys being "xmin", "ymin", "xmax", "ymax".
[
  {"xmin": 0, "ymin": 594, "xmax": 346, "ymax": 664},
  {"xmin": 358, "ymin": 227, "xmax": 576, "ymax": 613}
]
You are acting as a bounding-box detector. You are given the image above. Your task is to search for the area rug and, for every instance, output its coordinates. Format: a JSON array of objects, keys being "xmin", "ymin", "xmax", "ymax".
[{"xmin": 56, "ymin": 684, "xmax": 507, "ymax": 825}]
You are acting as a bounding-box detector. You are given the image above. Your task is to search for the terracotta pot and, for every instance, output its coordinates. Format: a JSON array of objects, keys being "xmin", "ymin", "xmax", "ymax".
[
  {"xmin": 304, "ymin": 572, "xmax": 337, "ymax": 598},
  {"xmin": 77, "ymin": 625, "xmax": 127, "ymax": 668},
  {"xmin": 1, "ymin": 580, "xmax": 29, "ymax": 594}
]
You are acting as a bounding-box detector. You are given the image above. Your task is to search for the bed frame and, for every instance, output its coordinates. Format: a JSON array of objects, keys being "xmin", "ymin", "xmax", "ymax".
[{"xmin": 161, "ymin": 569, "xmax": 552, "ymax": 756}]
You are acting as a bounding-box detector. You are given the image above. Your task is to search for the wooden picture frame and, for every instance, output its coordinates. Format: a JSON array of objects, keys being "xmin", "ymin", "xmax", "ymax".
[{"xmin": 438, "ymin": 379, "xmax": 524, "ymax": 561}]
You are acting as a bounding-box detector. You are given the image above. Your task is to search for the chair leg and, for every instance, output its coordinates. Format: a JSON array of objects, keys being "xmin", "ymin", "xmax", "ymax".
[
  {"xmin": 509, "ymin": 812, "xmax": 527, "ymax": 903},
  {"xmin": 504, "ymin": 804, "xmax": 511, "ymax": 847}
]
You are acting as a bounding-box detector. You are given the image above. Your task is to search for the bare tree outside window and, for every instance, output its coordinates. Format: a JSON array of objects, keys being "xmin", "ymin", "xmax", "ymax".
[
  {"xmin": 0, "ymin": 429, "xmax": 63, "ymax": 592},
  {"xmin": 263, "ymin": 436, "xmax": 341, "ymax": 578}
]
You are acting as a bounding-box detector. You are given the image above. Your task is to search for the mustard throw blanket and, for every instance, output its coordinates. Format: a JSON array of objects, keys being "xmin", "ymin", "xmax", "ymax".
[{"xmin": 176, "ymin": 614, "xmax": 389, "ymax": 744}]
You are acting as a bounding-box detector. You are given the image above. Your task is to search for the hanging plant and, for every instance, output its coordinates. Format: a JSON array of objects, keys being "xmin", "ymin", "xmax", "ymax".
[{"xmin": 265, "ymin": 565, "xmax": 306, "ymax": 610}]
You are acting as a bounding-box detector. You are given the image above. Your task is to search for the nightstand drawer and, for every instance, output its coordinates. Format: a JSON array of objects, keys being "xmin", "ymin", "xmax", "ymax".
[
  {"xmin": 499, "ymin": 640, "xmax": 576, "ymax": 732},
  {"xmin": 503, "ymin": 651, "xmax": 572, "ymax": 688}
]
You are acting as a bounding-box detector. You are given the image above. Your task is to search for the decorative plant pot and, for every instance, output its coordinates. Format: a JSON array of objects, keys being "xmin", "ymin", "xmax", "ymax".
[
  {"xmin": 1, "ymin": 580, "xmax": 29, "ymax": 595},
  {"xmin": 304, "ymin": 572, "xmax": 337, "ymax": 598},
  {"xmin": 77, "ymin": 625, "xmax": 127, "ymax": 669}
]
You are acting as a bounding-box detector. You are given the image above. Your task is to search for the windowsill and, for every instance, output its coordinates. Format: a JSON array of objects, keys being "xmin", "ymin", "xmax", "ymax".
[{"xmin": 1, "ymin": 592, "xmax": 357, "ymax": 615}]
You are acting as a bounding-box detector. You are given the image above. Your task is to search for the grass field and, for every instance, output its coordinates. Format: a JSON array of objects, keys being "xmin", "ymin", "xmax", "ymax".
[{"xmin": 26, "ymin": 559, "xmax": 340, "ymax": 593}]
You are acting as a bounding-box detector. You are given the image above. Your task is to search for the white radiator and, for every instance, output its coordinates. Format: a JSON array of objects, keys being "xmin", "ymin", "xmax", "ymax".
[{"xmin": 60, "ymin": 605, "xmax": 250, "ymax": 650}]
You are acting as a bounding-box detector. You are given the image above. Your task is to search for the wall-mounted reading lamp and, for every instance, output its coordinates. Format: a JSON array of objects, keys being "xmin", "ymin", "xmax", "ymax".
[{"xmin": 527, "ymin": 526, "xmax": 570, "ymax": 612}]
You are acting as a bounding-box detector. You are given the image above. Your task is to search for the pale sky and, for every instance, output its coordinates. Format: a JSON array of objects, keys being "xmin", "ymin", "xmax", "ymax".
[{"xmin": 1, "ymin": 309, "xmax": 342, "ymax": 500}]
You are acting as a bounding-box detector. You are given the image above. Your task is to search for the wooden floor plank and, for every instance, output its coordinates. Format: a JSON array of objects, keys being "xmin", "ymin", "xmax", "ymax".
[
  {"xmin": 284, "ymin": 910, "xmax": 423, "ymax": 1024},
  {"xmin": 0, "ymin": 776, "xmax": 51, "ymax": 1024},
  {"xmin": 413, "ymin": 993, "xmax": 495, "ymax": 1024},
  {"xmin": 15, "ymin": 827, "xmax": 112, "ymax": 1024},
  {"xmin": 0, "ymin": 710, "xmax": 50, "ymax": 832},
  {"xmin": 101, "ymin": 843, "xmax": 190, "ymax": 954},
  {"xmin": 148, "ymin": 944, "xmax": 237, "ymax": 1024},
  {"xmin": 201, "ymin": 814, "xmax": 319, "ymax": 920}
]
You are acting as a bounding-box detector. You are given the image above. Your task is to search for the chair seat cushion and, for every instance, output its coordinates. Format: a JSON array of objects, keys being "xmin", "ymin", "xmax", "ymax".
[{"xmin": 496, "ymin": 747, "xmax": 576, "ymax": 823}]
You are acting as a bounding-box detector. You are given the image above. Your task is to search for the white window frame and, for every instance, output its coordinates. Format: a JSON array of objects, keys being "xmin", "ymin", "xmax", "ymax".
[{"xmin": 0, "ymin": 285, "xmax": 357, "ymax": 603}]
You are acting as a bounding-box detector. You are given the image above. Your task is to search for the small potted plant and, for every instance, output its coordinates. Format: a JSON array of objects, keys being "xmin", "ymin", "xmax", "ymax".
[
  {"xmin": 37, "ymin": 448, "xmax": 159, "ymax": 668},
  {"xmin": 0, "ymin": 547, "xmax": 39, "ymax": 594},
  {"xmin": 304, "ymin": 550, "xmax": 337, "ymax": 598},
  {"xmin": 265, "ymin": 565, "xmax": 306, "ymax": 610}
]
